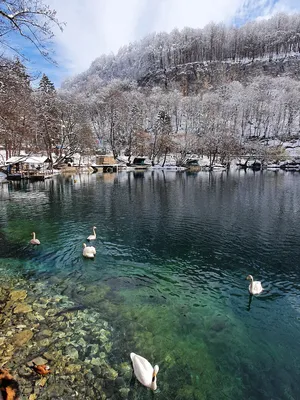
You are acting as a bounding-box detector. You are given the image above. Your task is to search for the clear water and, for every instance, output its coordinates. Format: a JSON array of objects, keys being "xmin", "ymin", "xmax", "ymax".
[{"xmin": 1, "ymin": 169, "xmax": 300, "ymax": 399}]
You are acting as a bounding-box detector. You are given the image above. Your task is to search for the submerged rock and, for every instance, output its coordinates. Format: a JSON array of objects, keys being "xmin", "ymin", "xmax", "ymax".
[
  {"xmin": 0, "ymin": 275, "xmax": 130, "ymax": 399},
  {"xmin": 64, "ymin": 364, "xmax": 82, "ymax": 374},
  {"xmin": 10, "ymin": 290, "xmax": 27, "ymax": 301},
  {"xmin": 91, "ymin": 357, "xmax": 103, "ymax": 367},
  {"xmin": 64, "ymin": 345, "xmax": 79, "ymax": 359},
  {"xmin": 103, "ymin": 364, "xmax": 118, "ymax": 380},
  {"xmin": 13, "ymin": 304, "xmax": 32, "ymax": 314},
  {"xmin": 12, "ymin": 329, "xmax": 34, "ymax": 346},
  {"xmin": 119, "ymin": 387, "xmax": 130, "ymax": 399},
  {"xmin": 87, "ymin": 343, "xmax": 99, "ymax": 356},
  {"xmin": 118, "ymin": 362, "xmax": 132, "ymax": 380},
  {"xmin": 38, "ymin": 329, "xmax": 52, "ymax": 338},
  {"xmin": 28, "ymin": 356, "xmax": 49, "ymax": 366}
]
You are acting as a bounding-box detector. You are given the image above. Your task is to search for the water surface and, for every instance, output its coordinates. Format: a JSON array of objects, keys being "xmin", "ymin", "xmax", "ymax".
[{"xmin": 1, "ymin": 169, "xmax": 300, "ymax": 399}]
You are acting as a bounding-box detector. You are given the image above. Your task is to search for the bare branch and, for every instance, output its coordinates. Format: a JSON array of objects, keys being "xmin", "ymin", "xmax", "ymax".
[{"xmin": 0, "ymin": 0, "xmax": 65, "ymax": 63}]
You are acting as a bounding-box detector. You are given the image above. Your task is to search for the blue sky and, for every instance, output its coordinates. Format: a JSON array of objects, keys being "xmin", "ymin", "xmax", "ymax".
[{"xmin": 4, "ymin": 0, "xmax": 300, "ymax": 88}]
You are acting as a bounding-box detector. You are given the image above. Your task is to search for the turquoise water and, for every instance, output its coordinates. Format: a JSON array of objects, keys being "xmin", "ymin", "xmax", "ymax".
[{"xmin": 1, "ymin": 170, "xmax": 300, "ymax": 399}]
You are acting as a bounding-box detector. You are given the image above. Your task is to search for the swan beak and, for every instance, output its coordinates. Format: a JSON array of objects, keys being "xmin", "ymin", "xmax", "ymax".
[{"xmin": 152, "ymin": 371, "xmax": 157, "ymax": 382}]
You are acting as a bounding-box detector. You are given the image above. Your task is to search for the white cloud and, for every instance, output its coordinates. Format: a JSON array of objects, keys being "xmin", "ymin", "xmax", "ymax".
[
  {"xmin": 47, "ymin": 0, "xmax": 147, "ymax": 78},
  {"xmin": 45, "ymin": 0, "xmax": 300, "ymax": 86},
  {"xmin": 151, "ymin": 0, "xmax": 243, "ymax": 33}
]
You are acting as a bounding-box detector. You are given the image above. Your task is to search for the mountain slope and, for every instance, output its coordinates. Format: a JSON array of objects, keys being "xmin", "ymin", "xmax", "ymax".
[{"xmin": 63, "ymin": 12, "xmax": 300, "ymax": 94}]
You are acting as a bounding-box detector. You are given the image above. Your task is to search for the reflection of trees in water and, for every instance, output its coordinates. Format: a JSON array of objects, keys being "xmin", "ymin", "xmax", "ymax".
[{"xmin": 247, "ymin": 294, "xmax": 253, "ymax": 312}]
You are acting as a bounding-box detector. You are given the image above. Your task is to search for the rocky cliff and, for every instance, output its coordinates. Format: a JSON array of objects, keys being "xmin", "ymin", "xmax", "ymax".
[{"xmin": 138, "ymin": 55, "xmax": 300, "ymax": 94}]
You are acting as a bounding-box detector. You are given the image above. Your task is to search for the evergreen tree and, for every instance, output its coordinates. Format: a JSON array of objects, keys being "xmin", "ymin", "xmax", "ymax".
[
  {"xmin": 38, "ymin": 74, "xmax": 55, "ymax": 94},
  {"xmin": 35, "ymin": 74, "xmax": 59, "ymax": 163}
]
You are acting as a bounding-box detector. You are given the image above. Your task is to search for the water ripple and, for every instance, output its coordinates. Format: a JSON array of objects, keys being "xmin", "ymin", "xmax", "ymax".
[{"xmin": 2, "ymin": 171, "xmax": 300, "ymax": 399}]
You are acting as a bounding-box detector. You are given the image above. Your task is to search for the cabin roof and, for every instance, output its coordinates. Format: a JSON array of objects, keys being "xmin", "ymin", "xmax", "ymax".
[
  {"xmin": 6, "ymin": 155, "xmax": 51, "ymax": 165},
  {"xmin": 5, "ymin": 156, "xmax": 27, "ymax": 164}
]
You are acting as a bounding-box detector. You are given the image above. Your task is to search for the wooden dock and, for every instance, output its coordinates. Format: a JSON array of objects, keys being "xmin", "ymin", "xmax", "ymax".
[{"xmin": 6, "ymin": 170, "xmax": 56, "ymax": 181}]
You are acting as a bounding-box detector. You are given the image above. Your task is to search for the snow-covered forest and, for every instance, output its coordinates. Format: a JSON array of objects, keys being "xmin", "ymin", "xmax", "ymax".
[
  {"xmin": 64, "ymin": 12, "xmax": 300, "ymax": 90},
  {"xmin": 1, "ymin": 9, "xmax": 300, "ymax": 165}
]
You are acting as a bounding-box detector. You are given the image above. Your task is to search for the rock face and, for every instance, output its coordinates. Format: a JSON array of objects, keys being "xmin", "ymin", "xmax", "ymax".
[{"xmin": 138, "ymin": 55, "xmax": 300, "ymax": 95}]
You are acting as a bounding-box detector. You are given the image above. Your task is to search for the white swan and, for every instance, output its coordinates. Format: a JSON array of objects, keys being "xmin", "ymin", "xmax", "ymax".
[
  {"xmin": 247, "ymin": 274, "xmax": 263, "ymax": 295},
  {"xmin": 30, "ymin": 232, "xmax": 40, "ymax": 245},
  {"xmin": 87, "ymin": 226, "xmax": 97, "ymax": 241},
  {"xmin": 82, "ymin": 243, "xmax": 96, "ymax": 258},
  {"xmin": 130, "ymin": 352, "xmax": 159, "ymax": 391}
]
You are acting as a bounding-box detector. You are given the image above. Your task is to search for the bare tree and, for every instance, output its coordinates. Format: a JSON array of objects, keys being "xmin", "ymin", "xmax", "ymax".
[
  {"xmin": 55, "ymin": 91, "xmax": 95, "ymax": 165},
  {"xmin": 0, "ymin": 58, "xmax": 34, "ymax": 158},
  {"xmin": 0, "ymin": 0, "xmax": 64, "ymax": 62}
]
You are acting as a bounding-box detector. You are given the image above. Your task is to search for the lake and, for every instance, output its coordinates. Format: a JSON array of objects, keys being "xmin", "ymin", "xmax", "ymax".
[{"xmin": 1, "ymin": 169, "xmax": 300, "ymax": 399}]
